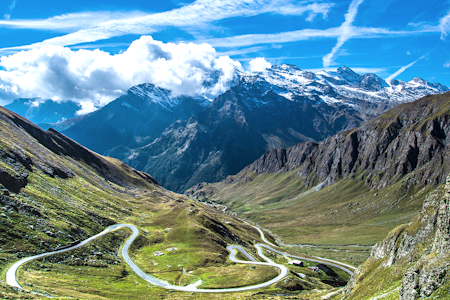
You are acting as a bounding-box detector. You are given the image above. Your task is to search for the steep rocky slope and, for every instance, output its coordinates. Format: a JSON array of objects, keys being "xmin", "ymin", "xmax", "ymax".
[
  {"xmin": 342, "ymin": 175, "xmax": 450, "ymax": 299},
  {"xmin": 186, "ymin": 92, "xmax": 450, "ymax": 245}
]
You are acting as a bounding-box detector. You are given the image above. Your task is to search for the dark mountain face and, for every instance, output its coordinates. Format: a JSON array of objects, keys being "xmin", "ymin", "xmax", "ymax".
[
  {"xmin": 119, "ymin": 78, "xmax": 368, "ymax": 192},
  {"xmin": 60, "ymin": 83, "xmax": 209, "ymax": 155},
  {"xmin": 5, "ymin": 98, "xmax": 82, "ymax": 126}
]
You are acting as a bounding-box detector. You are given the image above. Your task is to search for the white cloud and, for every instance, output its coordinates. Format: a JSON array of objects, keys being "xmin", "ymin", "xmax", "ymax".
[
  {"xmin": 0, "ymin": 36, "xmax": 243, "ymax": 111},
  {"xmin": 385, "ymin": 55, "xmax": 425, "ymax": 82},
  {"xmin": 249, "ymin": 57, "xmax": 272, "ymax": 72},
  {"xmin": 440, "ymin": 10, "xmax": 450, "ymax": 40},
  {"xmin": 0, "ymin": 0, "xmax": 332, "ymax": 51},
  {"xmin": 218, "ymin": 46, "xmax": 268, "ymax": 57},
  {"xmin": 322, "ymin": 0, "xmax": 365, "ymax": 67},
  {"xmin": 0, "ymin": 11, "xmax": 147, "ymax": 31},
  {"xmin": 207, "ymin": 28, "xmax": 342, "ymax": 48},
  {"xmin": 444, "ymin": 61, "xmax": 450, "ymax": 68},
  {"xmin": 204, "ymin": 25, "xmax": 434, "ymax": 49},
  {"xmin": 3, "ymin": 0, "xmax": 16, "ymax": 20}
]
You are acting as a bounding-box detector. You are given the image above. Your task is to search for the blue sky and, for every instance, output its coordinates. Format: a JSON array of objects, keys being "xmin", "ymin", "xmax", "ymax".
[{"xmin": 0, "ymin": 0, "xmax": 449, "ymax": 110}]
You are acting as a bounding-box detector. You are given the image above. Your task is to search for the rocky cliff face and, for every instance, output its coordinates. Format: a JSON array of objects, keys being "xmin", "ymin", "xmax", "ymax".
[
  {"xmin": 226, "ymin": 92, "xmax": 450, "ymax": 191},
  {"xmin": 343, "ymin": 174, "xmax": 450, "ymax": 299}
]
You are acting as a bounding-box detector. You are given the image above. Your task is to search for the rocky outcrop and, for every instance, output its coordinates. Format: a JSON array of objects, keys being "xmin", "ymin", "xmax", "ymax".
[
  {"xmin": 343, "ymin": 174, "xmax": 450, "ymax": 299},
  {"xmin": 227, "ymin": 92, "xmax": 450, "ymax": 190}
]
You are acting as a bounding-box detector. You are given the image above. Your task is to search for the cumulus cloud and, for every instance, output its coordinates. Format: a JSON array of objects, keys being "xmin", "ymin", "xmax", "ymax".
[
  {"xmin": 249, "ymin": 57, "xmax": 272, "ymax": 72},
  {"xmin": 444, "ymin": 61, "xmax": 450, "ymax": 68},
  {"xmin": 440, "ymin": 10, "xmax": 450, "ymax": 40},
  {"xmin": 0, "ymin": 36, "xmax": 243, "ymax": 111},
  {"xmin": 322, "ymin": 0, "xmax": 365, "ymax": 67},
  {"xmin": 385, "ymin": 55, "xmax": 425, "ymax": 82}
]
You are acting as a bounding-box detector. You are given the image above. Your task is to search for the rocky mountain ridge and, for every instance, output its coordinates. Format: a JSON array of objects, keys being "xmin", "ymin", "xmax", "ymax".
[
  {"xmin": 343, "ymin": 174, "xmax": 450, "ymax": 299},
  {"xmin": 254, "ymin": 64, "xmax": 448, "ymax": 107},
  {"xmin": 223, "ymin": 91, "xmax": 450, "ymax": 191},
  {"xmin": 184, "ymin": 92, "xmax": 450, "ymax": 246},
  {"xmin": 112, "ymin": 68, "xmax": 448, "ymax": 192}
]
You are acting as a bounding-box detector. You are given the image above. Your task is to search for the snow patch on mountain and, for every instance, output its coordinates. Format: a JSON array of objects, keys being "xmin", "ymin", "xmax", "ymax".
[
  {"xmin": 129, "ymin": 83, "xmax": 210, "ymax": 111},
  {"xmin": 240, "ymin": 64, "xmax": 449, "ymax": 107},
  {"xmin": 122, "ymin": 101, "xmax": 139, "ymax": 112}
]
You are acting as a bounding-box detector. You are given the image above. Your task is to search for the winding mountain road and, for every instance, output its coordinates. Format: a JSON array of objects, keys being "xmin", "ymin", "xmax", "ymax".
[
  {"xmin": 247, "ymin": 221, "xmax": 356, "ymax": 275},
  {"xmin": 6, "ymin": 222, "xmax": 354, "ymax": 294}
]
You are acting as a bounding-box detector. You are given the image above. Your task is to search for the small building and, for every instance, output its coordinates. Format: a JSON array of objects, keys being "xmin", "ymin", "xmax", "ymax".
[{"xmin": 288, "ymin": 260, "xmax": 303, "ymax": 267}]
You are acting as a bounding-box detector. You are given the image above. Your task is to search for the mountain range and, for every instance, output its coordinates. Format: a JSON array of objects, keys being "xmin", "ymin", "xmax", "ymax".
[
  {"xmin": 29, "ymin": 65, "xmax": 446, "ymax": 193},
  {"xmin": 2, "ymin": 65, "xmax": 450, "ymax": 299},
  {"xmin": 186, "ymin": 91, "xmax": 450, "ymax": 246}
]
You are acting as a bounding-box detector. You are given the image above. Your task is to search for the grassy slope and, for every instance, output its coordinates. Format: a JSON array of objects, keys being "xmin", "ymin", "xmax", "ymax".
[
  {"xmin": 0, "ymin": 107, "xmax": 345, "ymax": 299},
  {"xmin": 202, "ymin": 171, "xmax": 430, "ymax": 247}
]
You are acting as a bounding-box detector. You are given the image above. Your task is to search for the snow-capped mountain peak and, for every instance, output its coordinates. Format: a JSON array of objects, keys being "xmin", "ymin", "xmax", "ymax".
[
  {"xmin": 336, "ymin": 66, "xmax": 361, "ymax": 84},
  {"xmin": 129, "ymin": 83, "xmax": 179, "ymax": 110},
  {"xmin": 236, "ymin": 65, "xmax": 448, "ymax": 108}
]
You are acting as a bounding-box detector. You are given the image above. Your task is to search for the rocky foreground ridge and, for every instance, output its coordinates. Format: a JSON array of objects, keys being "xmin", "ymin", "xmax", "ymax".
[
  {"xmin": 342, "ymin": 174, "xmax": 450, "ymax": 299},
  {"xmin": 222, "ymin": 91, "xmax": 450, "ymax": 191}
]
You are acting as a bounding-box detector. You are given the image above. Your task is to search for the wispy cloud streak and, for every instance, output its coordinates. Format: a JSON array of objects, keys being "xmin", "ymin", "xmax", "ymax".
[
  {"xmin": 0, "ymin": 11, "xmax": 146, "ymax": 31},
  {"xmin": 205, "ymin": 26, "xmax": 438, "ymax": 48},
  {"xmin": 0, "ymin": 0, "xmax": 332, "ymax": 51},
  {"xmin": 439, "ymin": 10, "xmax": 450, "ymax": 40},
  {"xmin": 385, "ymin": 55, "xmax": 425, "ymax": 81},
  {"xmin": 322, "ymin": 0, "xmax": 365, "ymax": 67},
  {"xmin": 3, "ymin": 0, "xmax": 16, "ymax": 20}
]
